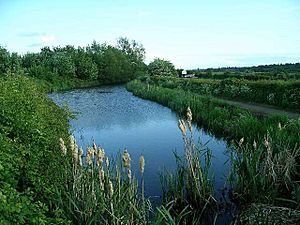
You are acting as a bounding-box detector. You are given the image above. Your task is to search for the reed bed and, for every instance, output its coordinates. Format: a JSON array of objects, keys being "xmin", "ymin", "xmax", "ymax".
[
  {"xmin": 155, "ymin": 107, "xmax": 216, "ymax": 224},
  {"xmin": 55, "ymin": 137, "xmax": 150, "ymax": 225}
]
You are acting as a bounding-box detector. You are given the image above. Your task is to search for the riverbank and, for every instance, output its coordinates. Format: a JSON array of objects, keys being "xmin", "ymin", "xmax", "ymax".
[{"xmin": 126, "ymin": 80, "xmax": 300, "ymax": 220}]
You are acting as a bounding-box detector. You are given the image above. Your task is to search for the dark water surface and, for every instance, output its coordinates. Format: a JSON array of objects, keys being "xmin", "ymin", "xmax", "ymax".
[{"xmin": 49, "ymin": 85, "xmax": 231, "ymax": 202}]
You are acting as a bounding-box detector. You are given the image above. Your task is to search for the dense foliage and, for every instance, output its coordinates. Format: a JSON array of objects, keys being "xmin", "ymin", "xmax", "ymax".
[
  {"xmin": 149, "ymin": 76, "xmax": 300, "ymax": 111},
  {"xmin": 148, "ymin": 58, "xmax": 177, "ymax": 77},
  {"xmin": 0, "ymin": 76, "xmax": 70, "ymax": 224},
  {"xmin": 188, "ymin": 63, "xmax": 300, "ymax": 80},
  {"xmin": 0, "ymin": 37, "xmax": 146, "ymax": 86}
]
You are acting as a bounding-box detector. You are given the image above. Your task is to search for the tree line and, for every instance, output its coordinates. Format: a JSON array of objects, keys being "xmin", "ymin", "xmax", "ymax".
[{"xmin": 0, "ymin": 37, "xmax": 150, "ymax": 84}]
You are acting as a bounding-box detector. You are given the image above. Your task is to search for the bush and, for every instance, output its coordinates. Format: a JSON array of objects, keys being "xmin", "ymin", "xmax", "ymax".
[{"xmin": 0, "ymin": 76, "xmax": 70, "ymax": 223}]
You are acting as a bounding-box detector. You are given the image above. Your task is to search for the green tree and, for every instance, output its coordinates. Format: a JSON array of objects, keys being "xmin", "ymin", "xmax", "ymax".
[
  {"xmin": 0, "ymin": 46, "xmax": 10, "ymax": 74},
  {"xmin": 148, "ymin": 58, "xmax": 177, "ymax": 76},
  {"xmin": 75, "ymin": 48, "xmax": 98, "ymax": 80},
  {"xmin": 98, "ymin": 46, "xmax": 132, "ymax": 83},
  {"xmin": 117, "ymin": 37, "xmax": 146, "ymax": 77},
  {"xmin": 52, "ymin": 52, "xmax": 76, "ymax": 77}
]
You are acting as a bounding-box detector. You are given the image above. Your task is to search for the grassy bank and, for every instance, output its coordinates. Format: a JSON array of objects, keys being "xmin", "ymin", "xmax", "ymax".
[
  {"xmin": 126, "ymin": 80, "xmax": 300, "ymax": 208},
  {"xmin": 147, "ymin": 76, "xmax": 300, "ymax": 111},
  {"xmin": 127, "ymin": 80, "xmax": 300, "ymax": 145}
]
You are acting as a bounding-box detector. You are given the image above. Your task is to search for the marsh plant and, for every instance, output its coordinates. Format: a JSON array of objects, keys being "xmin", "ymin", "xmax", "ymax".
[
  {"xmin": 229, "ymin": 133, "xmax": 300, "ymax": 206},
  {"xmin": 156, "ymin": 107, "xmax": 216, "ymax": 224},
  {"xmin": 55, "ymin": 136, "xmax": 150, "ymax": 225}
]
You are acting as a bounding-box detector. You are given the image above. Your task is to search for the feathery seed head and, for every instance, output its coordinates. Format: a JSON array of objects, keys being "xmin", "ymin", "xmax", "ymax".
[
  {"xmin": 106, "ymin": 157, "xmax": 109, "ymax": 168},
  {"xmin": 107, "ymin": 180, "xmax": 114, "ymax": 198},
  {"xmin": 253, "ymin": 140, "xmax": 257, "ymax": 149},
  {"xmin": 96, "ymin": 148, "xmax": 105, "ymax": 166},
  {"xmin": 127, "ymin": 169, "xmax": 132, "ymax": 180},
  {"xmin": 187, "ymin": 107, "xmax": 193, "ymax": 132},
  {"xmin": 139, "ymin": 155, "xmax": 145, "ymax": 174},
  {"xmin": 59, "ymin": 138, "xmax": 67, "ymax": 156},
  {"xmin": 78, "ymin": 147, "xmax": 83, "ymax": 166},
  {"xmin": 69, "ymin": 135, "xmax": 76, "ymax": 153},
  {"xmin": 178, "ymin": 119, "xmax": 187, "ymax": 136},
  {"xmin": 122, "ymin": 149, "xmax": 131, "ymax": 169},
  {"xmin": 238, "ymin": 137, "xmax": 244, "ymax": 147}
]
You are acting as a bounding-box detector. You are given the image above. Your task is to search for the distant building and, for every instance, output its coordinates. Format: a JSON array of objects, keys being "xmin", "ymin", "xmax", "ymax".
[{"xmin": 181, "ymin": 70, "xmax": 195, "ymax": 78}]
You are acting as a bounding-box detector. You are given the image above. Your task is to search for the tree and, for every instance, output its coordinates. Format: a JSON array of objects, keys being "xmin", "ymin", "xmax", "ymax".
[
  {"xmin": 98, "ymin": 46, "xmax": 132, "ymax": 83},
  {"xmin": 117, "ymin": 37, "xmax": 146, "ymax": 77},
  {"xmin": 148, "ymin": 58, "xmax": 177, "ymax": 76},
  {"xmin": 52, "ymin": 52, "xmax": 76, "ymax": 77},
  {"xmin": 75, "ymin": 48, "xmax": 98, "ymax": 80},
  {"xmin": 0, "ymin": 46, "xmax": 10, "ymax": 74}
]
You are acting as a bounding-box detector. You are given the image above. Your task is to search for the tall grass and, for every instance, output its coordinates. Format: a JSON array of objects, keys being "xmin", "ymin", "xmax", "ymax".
[
  {"xmin": 229, "ymin": 135, "xmax": 300, "ymax": 205},
  {"xmin": 54, "ymin": 137, "xmax": 150, "ymax": 225},
  {"xmin": 155, "ymin": 108, "xmax": 216, "ymax": 224},
  {"xmin": 127, "ymin": 80, "xmax": 300, "ymax": 148}
]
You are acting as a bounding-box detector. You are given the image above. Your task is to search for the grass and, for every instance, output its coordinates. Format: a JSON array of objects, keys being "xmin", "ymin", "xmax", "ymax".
[
  {"xmin": 147, "ymin": 76, "xmax": 300, "ymax": 111},
  {"xmin": 156, "ymin": 108, "xmax": 216, "ymax": 224},
  {"xmin": 54, "ymin": 137, "xmax": 150, "ymax": 225},
  {"xmin": 127, "ymin": 80, "xmax": 300, "ymax": 221}
]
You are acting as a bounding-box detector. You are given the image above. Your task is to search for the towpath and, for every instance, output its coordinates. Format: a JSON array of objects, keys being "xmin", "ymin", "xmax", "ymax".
[{"xmin": 218, "ymin": 98, "xmax": 299, "ymax": 119}]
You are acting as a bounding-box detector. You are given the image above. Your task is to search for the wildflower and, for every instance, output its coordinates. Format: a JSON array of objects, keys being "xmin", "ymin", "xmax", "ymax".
[
  {"xmin": 139, "ymin": 155, "xmax": 145, "ymax": 174},
  {"xmin": 178, "ymin": 119, "xmax": 186, "ymax": 136},
  {"xmin": 122, "ymin": 149, "xmax": 131, "ymax": 169},
  {"xmin": 59, "ymin": 138, "xmax": 67, "ymax": 156},
  {"xmin": 278, "ymin": 122, "xmax": 282, "ymax": 130},
  {"xmin": 187, "ymin": 107, "xmax": 193, "ymax": 132},
  {"xmin": 238, "ymin": 137, "xmax": 244, "ymax": 147}
]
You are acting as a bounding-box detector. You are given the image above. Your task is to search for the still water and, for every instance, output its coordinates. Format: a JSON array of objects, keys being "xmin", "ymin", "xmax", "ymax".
[{"xmin": 49, "ymin": 85, "xmax": 231, "ymax": 201}]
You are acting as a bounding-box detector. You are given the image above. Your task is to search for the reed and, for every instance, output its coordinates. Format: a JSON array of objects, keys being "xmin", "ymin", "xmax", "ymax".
[
  {"xmin": 157, "ymin": 108, "xmax": 216, "ymax": 224},
  {"xmin": 55, "ymin": 138, "xmax": 150, "ymax": 225}
]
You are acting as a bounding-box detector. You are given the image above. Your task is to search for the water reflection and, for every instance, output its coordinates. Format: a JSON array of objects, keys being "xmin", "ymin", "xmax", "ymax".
[{"xmin": 49, "ymin": 85, "xmax": 231, "ymax": 200}]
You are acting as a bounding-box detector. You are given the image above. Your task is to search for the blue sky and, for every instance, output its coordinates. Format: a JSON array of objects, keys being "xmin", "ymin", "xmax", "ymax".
[{"xmin": 0, "ymin": 0, "xmax": 299, "ymax": 68}]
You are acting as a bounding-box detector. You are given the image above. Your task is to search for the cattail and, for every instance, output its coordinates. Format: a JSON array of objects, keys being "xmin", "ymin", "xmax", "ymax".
[
  {"xmin": 238, "ymin": 137, "xmax": 244, "ymax": 147},
  {"xmin": 178, "ymin": 119, "xmax": 187, "ymax": 136},
  {"xmin": 122, "ymin": 149, "xmax": 131, "ymax": 169},
  {"xmin": 96, "ymin": 148, "xmax": 105, "ymax": 166},
  {"xmin": 127, "ymin": 169, "xmax": 132, "ymax": 180},
  {"xmin": 187, "ymin": 107, "xmax": 193, "ymax": 132},
  {"xmin": 86, "ymin": 147, "xmax": 93, "ymax": 166},
  {"xmin": 253, "ymin": 140, "xmax": 257, "ymax": 149},
  {"xmin": 93, "ymin": 141, "xmax": 97, "ymax": 152},
  {"xmin": 69, "ymin": 135, "xmax": 76, "ymax": 153},
  {"xmin": 73, "ymin": 143, "xmax": 78, "ymax": 166},
  {"xmin": 78, "ymin": 147, "xmax": 83, "ymax": 166},
  {"xmin": 264, "ymin": 138, "xmax": 270, "ymax": 149},
  {"xmin": 139, "ymin": 155, "xmax": 145, "ymax": 174},
  {"xmin": 99, "ymin": 168, "xmax": 105, "ymax": 190},
  {"xmin": 107, "ymin": 180, "xmax": 114, "ymax": 198},
  {"xmin": 59, "ymin": 138, "xmax": 67, "ymax": 156}
]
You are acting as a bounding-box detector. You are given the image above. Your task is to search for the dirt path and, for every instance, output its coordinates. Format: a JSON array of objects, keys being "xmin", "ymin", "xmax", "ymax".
[{"xmin": 218, "ymin": 98, "xmax": 300, "ymax": 119}]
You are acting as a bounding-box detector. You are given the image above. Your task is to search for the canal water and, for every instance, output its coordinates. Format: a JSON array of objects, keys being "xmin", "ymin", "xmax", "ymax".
[{"xmin": 49, "ymin": 85, "xmax": 231, "ymax": 202}]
